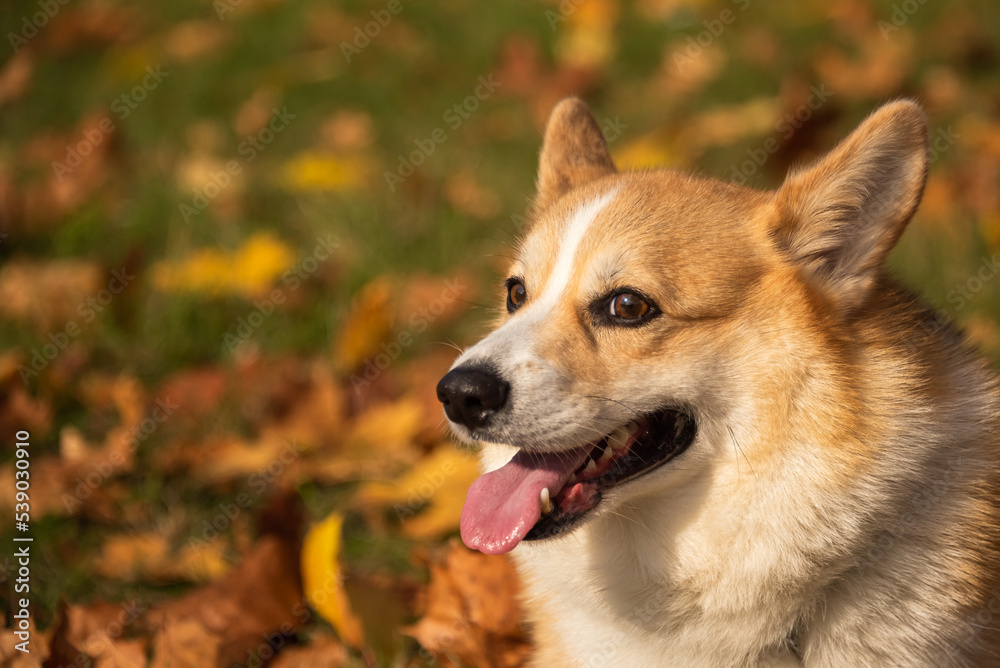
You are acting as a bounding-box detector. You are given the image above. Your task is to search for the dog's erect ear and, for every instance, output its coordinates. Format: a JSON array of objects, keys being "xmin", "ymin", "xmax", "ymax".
[
  {"xmin": 535, "ymin": 98, "xmax": 616, "ymax": 210},
  {"xmin": 773, "ymin": 99, "xmax": 929, "ymax": 313}
]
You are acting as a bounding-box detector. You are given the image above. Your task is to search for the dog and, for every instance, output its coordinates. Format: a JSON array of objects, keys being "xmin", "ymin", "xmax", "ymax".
[{"xmin": 436, "ymin": 97, "xmax": 1000, "ymax": 666}]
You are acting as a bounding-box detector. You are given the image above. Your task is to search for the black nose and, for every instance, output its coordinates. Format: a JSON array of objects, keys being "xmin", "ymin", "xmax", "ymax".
[{"xmin": 436, "ymin": 366, "xmax": 510, "ymax": 430}]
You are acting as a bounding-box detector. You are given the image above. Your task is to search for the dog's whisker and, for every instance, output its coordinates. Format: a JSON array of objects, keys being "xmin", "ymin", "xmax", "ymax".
[
  {"xmin": 727, "ymin": 425, "xmax": 757, "ymax": 483},
  {"xmin": 433, "ymin": 339, "xmax": 466, "ymax": 354}
]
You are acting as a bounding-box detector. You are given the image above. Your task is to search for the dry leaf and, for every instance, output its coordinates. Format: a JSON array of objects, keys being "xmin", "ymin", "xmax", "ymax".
[
  {"xmin": 89, "ymin": 636, "xmax": 146, "ymax": 668},
  {"xmin": 300, "ymin": 512, "xmax": 365, "ymax": 648},
  {"xmin": 333, "ymin": 277, "xmax": 395, "ymax": 373},
  {"xmin": 321, "ymin": 111, "xmax": 375, "ymax": 152},
  {"xmin": 95, "ymin": 533, "xmax": 170, "ymax": 581},
  {"xmin": 268, "ymin": 633, "xmax": 348, "ymax": 668},
  {"xmin": 0, "ymin": 50, "xmax": 33, "ymax": 107},
  {"xmin": 163, "ymin": 21, "xmax": 231, "ymax": 62},
  {"xmin": 150, "ymin": 532, "xmax": 303, "ymax": 667},
  {"xmin": 407, "ymin": 542, "xmax": 529, "ymax": 668},
  {"xmin": 0, "ymin": 259, "xmax": 102, "ymax": 332},
  {"xmin": 149, "ymin": 619, "xmax": 221, "ymax": 668},
  {"xmin": 444, "ymin": 173, "xmax": 501, "ymax": 219},
  {"xmin": 0, "ymin": 616, "xmax": 49, "ymax": 667},
  {"xmin": 347, "ymin": 397, "xmax": 423, "ymax": 452},
  {"xmin": 355, "ymin": 446, "xmax": 481, "ymax": 539},
  {"xmin": 554, "ymin": 0, "xmax": 620, "ymax": 71}
]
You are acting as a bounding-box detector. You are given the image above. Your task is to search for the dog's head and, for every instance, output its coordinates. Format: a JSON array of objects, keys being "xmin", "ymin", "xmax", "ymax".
[{"xmin": 438, "ymin": 98, "xmax": 929, "ymax": 555}]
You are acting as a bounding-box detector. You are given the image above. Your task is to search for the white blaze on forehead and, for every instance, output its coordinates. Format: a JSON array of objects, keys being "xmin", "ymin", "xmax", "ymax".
[
  {"xmin": 450, "ymin": 189, "xmax": 617, "ymax": 370},
  {"xmin": 534, "ymin": 189, "xmax": 617, "ymax": 311}
]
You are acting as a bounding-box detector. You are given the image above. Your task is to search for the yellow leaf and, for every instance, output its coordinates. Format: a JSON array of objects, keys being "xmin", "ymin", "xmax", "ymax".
[
  {"xmin": 300, "ymin": 512, "xmax": 365, "ymax": 647},
  {"xmin": 347, "ymin": 397, "xmax": 423, "ymax": 450},
  {"xmin": 152, "ymin": 232, "xmax": 296, "ymax": 298},
  {"xmin": 356, "ymin": 446, "xmax": 481, "ymax": 539},
  {"xmin": 613, "ymin": 130, "xmax": 678, "ymax": 170},
  {"xmin": 332, "ymin": 277, "xmax": 394, "ymax": 372},
  {"xmin": 554, "ymin": 0, "xmax": 620, "ymax": 69},
  {"xmin": 281, "ymin": 151, "xmax": 369, "ymax": 192}
]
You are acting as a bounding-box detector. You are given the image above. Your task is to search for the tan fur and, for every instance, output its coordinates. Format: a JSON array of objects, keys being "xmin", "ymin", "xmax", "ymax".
[{"xmin": 446, "ymin": 98, "xmax": 1000, "ymax": 666}]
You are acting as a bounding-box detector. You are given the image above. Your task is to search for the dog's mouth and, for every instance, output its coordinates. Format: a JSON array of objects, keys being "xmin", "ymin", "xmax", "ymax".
[{"xmin": 459, "ymin": 408, "xmax": 696, "ymax": 555}]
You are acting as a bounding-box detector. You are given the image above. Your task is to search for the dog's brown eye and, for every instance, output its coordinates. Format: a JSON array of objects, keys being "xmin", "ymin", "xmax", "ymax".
[
  {"xmin": 506, "ymin": 280, "xmax": 527, "ymax": 313},
  {"xmin": 610, "ymin": 293, "xmax": 649, "ymax": 319}
]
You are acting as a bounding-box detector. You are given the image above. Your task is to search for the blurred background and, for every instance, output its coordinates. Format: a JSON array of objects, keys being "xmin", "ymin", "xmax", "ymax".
[{"xmin": 1, "ymin": 0, "xmax": 999, "ymax": 665}]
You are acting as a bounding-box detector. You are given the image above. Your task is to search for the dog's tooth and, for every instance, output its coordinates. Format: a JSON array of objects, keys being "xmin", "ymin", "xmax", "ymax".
[
  {"xmin": 599, "ymin": 443, "xmax": 615, "ymax": 461},
  {"xmin": 583, "ymin": 458, "xmax": 596, "ymax": 474},
  {"xmin": 540, "ymin": 487, "xmax": 554, "ymax": 515},
  {"xmin": 611, "ymin": 426, "xmax": 630, "ymax": 450}
]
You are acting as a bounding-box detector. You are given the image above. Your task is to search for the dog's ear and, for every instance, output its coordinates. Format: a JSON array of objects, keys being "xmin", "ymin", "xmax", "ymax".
[
  {"xmin": 773, "ymin": 99, "xmax": 929, "ymax": 313},
  {"xmin": 535, "ymin": 98, "xmax": 616, "ymax": 210}
]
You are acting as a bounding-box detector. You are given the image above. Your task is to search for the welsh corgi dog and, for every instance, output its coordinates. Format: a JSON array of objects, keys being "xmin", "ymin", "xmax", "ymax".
[{"xmin": 436, "ymin": 98, "xmax": 1000, "ymax": 666}]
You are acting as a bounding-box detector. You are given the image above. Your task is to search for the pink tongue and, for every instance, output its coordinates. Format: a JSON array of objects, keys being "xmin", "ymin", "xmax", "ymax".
[{"xmin": 460, "ymin": 447, "xmax": 590, "ymax": 554}]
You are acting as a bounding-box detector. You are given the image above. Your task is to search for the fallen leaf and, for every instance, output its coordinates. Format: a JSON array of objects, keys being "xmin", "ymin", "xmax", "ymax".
[
  {"xmin": 355, "ymin": 446, "xmax": 481, "ymax": 539},
  {"xmin": 347, "ymin": 397, "xmax": 424, "ymax": 452},
  {"xmin": 0, "ymin": 351, "xmax": 53, "ymax": 437},
  {"xmin": 151, "ymin": 232, "xmax": 296, "ymax": 298},
  {"xmin": 41, "ymin": 4, "xmax": 141, "ymax": 52},
  {"xmin": 813, "ymin": 30, "xmax": 915, "ymax": 100},
  {"xmin": 333, "ymin": 277, "xmax": 395, "ymax": 373},
  {"xmin": 155, "ymin": 367, "xmax": 228, "ymax": 423},
  {"xmin": 686, "ymin": 97, "xmax": 780, "ymax": 149},
  {"xmin": 234, "ymin": 87, "xmax": 281, "ymax": 137},
  {"xmin": 0, "ymin": 50, "xmax": 33, "ymax": 107},
  {"xmin": 613, "ymin": 129, "xmax": 679, "ymax": 170},
  {"xmin": 553, "ymin": 0, "xmax": 620, "ymax": 71},
  {"xmin": 407, "ymin": 542, "xmax": 529, "ymax": 668},
  {"xmin": 0, "ymin": 259, "xmax": 102, "ymax": 332},
  {"xmin": 61, "ymin": 600, "xmax": 147, "ymax": 668},
  {"xmin": 163, "ymin": 21, "xmax": 232, "ymax": 62},
  {"xmin": 149, "ymin": 531, "xmax": 303, "ymax": 667},
  {"xmin": 321, "ymin": 111, "xmax": 375, "ymax": 152},
  {"xmin": 88, "ymin": 636, "xmax": 147, "ymax": 668},
  {"xmin": 269, "ymin": 633, "xmax": 348, "ymax": 668},
  {"xmin": 94, "ymin": 533, "xmax": 170, "ymax": 581},
  {"xmin": 281, "ymin": 151, "xmax": 369, "ymax": 192},
  {"xmin": 300, "ymin": 512, "xmax": 365, "ymax": 648},
  {"xmin": 0, "ymin": 617, "xmax": 49, "ymax": 666},
  {"xmin": 444, "ymin": 173, "xmax": 502, "ymax": 219},
  {"xmin": 149, "ymin": 619, "xmax": 221, "ymax": 668}
]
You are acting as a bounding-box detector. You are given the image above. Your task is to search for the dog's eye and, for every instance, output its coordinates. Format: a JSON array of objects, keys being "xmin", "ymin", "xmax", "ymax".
[
  {"xmin": 506, "ymin": 279, "xmax": 527, "ymax": 313},
  {"xmin": 609, "ymin": 293, "xmax": 649, "ymax": 320}
]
